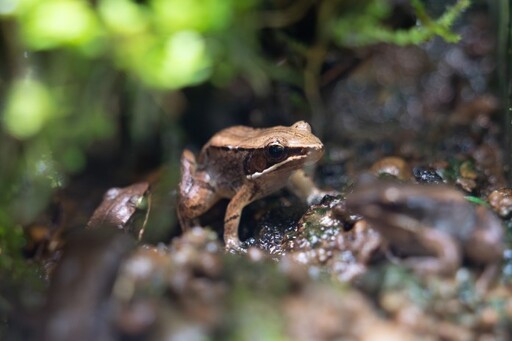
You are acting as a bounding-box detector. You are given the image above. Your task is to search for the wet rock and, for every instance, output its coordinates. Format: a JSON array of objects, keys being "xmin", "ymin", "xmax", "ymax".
[
  {"xmin": 412, "ymin": 166, "xmax": 444, "ymax": 184},
  {"xmin": 283, "ymin": 284, "xmax": 415, "ymax": 340},
  {"xmin": 282, "ymin": 196, "xmax": 381, "ymax": 282},
  {"xmin": 488, "ymin": 188, "xmax": 512, "ymax": 218},
  {"xmin": 361, "ymin": 264, "xmax": 512, "ymax": 340},
  {"xmin": 454, "ymin": 159, "xmax": 478, "ymax": 193},
  {"xmin": 240, "ymin": 198, "xmax": 306, "ymax": 255},
  {"xmin": 370, "ymin": 156, "xmax": 412, "ymax": 180},
  {"xmin": 113, "ymin": 228, "xmax": 226, "ymax": 339},
  {"xmin": 456, "ymin": 177, "xmax": 477, "ymax": 193},
  {"xmin": 472, "ymin": 143, "xmax": 507, "ymax": 194}
]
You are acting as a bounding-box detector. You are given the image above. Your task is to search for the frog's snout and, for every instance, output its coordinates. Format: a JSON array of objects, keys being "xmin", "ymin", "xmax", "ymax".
[{"xmin": 305, "ymin": 143, "xmax": 324, "ymax": 165}]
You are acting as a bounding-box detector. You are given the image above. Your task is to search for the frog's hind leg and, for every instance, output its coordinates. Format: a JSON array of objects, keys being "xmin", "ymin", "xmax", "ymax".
[
  {"xmin": 177, "ymin": 149, "xmax": 219, "ymax": 231},
  {"xmin": 402, "ymin": 229, "xmax": 461, "ymax": 276}
]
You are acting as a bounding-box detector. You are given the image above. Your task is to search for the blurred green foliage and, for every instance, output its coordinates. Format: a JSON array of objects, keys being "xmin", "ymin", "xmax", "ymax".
[
  {"xmin": 0, "ymin": 0, "xmax": 469, "ymax": 277},
  {"xmin": 333, "ymin": 0, "xmax": 470, "ymax": 46}
]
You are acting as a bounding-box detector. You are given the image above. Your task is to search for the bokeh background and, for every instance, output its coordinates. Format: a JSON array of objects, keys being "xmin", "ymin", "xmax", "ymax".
[{"xmin": 2, "ymin": 0, "xmax": 508, "ymax": 339}]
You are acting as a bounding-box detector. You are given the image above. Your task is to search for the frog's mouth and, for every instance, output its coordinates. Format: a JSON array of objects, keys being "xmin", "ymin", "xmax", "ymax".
[{"xmin": 247, "ymin": 146, "xmax": 323, "ymax": 180}]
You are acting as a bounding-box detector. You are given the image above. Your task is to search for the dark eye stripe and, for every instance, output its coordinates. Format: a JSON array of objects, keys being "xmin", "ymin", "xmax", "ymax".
[
  {"xmin": 209, "ymin": 146, "xmax": 308, "ymax": 177},
  {"xmin": 210, "ymin": 146, "xmax": 306, "ymax": 155}
]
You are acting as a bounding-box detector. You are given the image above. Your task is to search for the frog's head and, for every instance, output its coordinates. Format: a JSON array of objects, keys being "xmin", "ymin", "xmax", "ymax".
[{"xmin": 245, "ymin": 121, "xmax": 324, "ymax": 180}]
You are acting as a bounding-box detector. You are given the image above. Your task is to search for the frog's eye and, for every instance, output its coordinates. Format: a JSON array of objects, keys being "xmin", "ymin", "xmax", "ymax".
[{"xmin": 266, "ymin": 143, "xmax": 286, "ymax": 162}]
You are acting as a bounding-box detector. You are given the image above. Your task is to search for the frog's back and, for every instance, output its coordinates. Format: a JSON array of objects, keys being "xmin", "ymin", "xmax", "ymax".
[
  {"xmin": 207, "ymin": 125, "xmax": 261, "ymax": 149},
  {"xmin": 196, "ymin": 126, "xmax": 256, "ymax": 196}
]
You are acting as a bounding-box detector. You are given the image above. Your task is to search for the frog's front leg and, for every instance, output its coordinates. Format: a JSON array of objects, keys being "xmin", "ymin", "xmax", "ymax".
[
  {"xmin": 402, "ymin": 228, "xmax": 461, "ymax": 275},
  {"xmin": 177, "ymin": 149, "xmax": 219, "ymax": 230},
  {"xmin": 287, "ymin": 169, "xmax": 332, "ymax": 204},
  {"xmin": 224, "ymin": 184, "xmax": 255, "ymax": 250}
]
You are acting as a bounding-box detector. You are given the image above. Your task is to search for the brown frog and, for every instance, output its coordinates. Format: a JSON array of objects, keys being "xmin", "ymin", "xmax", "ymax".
[
  {"xmin": 346, "ymin": 181, "xmax": 504, "ymax": 275},
  {"xmin": 177, "ymin": 121, "xmax": 324, "ymax": 249}
]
